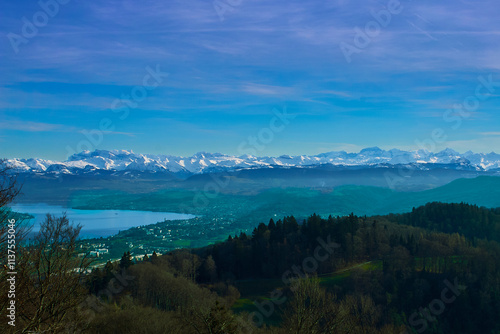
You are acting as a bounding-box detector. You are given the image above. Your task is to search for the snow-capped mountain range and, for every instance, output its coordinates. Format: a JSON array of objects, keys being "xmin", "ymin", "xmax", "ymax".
[{"xmin": 7, "ymin": 147, "xmax": 500, "ymax": 175}]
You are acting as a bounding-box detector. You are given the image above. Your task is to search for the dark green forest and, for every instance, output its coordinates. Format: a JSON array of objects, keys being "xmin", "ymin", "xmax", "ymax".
[{"xmin": 5, "ymin": 200, "xmax": 499, "ymax": 333}]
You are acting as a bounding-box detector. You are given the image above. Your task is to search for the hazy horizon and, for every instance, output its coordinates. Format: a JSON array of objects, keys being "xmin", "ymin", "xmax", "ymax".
[{"xmin": 5, "ymin": 146, "xmax": 500, "ymax": 161}]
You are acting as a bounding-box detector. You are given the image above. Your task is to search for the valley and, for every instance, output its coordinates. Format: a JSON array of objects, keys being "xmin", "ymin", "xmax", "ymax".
[{"xmin": 12, "ymin": 175, "xmax": 498, "ymax": 264}]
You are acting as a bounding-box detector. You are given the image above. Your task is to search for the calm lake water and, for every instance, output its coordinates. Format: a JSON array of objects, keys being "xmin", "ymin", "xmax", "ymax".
[{"xmin": 10, "ymin": 203, "xmax": 195, "ymax": 239}]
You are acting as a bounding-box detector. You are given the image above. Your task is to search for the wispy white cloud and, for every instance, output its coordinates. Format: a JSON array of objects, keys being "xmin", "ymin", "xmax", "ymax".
[
  {"xmin": 480, "ymin": 132, "xmax": 500, "ymax": 136},
  {"xmin": 241, "ymin": 83, "xmax": 296, "ymax": 96},
  {"xmin": 0, "ymin": 120, "xmax": 74, "ymax": 132},
  {"xmin": 0, "ymin": 119, "xmax": 137, "ymax": 137},
  {"xmin": 98, "ymin": 131, "xmax": 138, "ymax": 137},
  {"xmin": 316, "ymin": 90, "xmax": 353, "ymax": 98}
]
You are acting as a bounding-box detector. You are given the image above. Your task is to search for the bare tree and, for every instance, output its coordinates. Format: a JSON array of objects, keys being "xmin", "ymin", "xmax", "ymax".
[
  {"xmin": 15, "ymin": 214, "xmax": 93, "ymax": 333},
  {"xmin": 0, "ymin": 159, "xmax": 20, "ymax": 209},
  {"xmin": 0, "ymin": 159, "xmax": 28, "ymax": 259},
  {"xmin": 281, "ymin": 277, "xmax": 341, "ymax": 334},
  {"xmin": 0, "ymin": 159, "xmax": 31, "ymax": 333}
]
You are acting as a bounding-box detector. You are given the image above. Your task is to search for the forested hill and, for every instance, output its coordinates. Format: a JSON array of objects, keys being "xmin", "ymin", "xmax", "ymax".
[
  {"xmin": 204, "ymin": 202, "xmax": 500, "ymax": 281},
  {"xmin": 388, "ymin": 202, "xmax": 500, "ymax": 241},
  {"xmin": 18, "ymin": 202, "xmax": 500, "ymax": 334}
]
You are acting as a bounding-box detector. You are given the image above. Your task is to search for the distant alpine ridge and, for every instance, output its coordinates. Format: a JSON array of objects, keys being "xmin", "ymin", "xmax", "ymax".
[{"xmin": 8, "ymin": 147, "xmax": 500, "ymax": 175}]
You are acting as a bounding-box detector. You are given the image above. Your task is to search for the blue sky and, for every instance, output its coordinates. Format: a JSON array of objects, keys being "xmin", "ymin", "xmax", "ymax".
[{"xmin": 1, "ymin": 0, "xmax": 499, "ymax": 160}]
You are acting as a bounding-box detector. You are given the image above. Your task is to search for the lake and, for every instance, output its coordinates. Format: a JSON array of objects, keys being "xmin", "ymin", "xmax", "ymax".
[{"xmin": 10, "ymin": 203, "xmax": 196, "ymax": 239}]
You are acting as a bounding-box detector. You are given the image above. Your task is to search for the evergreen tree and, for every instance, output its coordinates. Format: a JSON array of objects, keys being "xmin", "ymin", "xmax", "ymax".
[{"xmin": 120, "ymin": 251, "xmax": 133, "ymax": 269}]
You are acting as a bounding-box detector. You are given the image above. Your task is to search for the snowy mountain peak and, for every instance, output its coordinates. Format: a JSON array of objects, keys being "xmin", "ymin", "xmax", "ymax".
[
  {"xmin": 436, "ymin": 148, "xmax": 460, "ymax": 157},
  {"xmin": 360, "ymin": 146, "xmax": 383, "ymax": 154},
  {"xmin": 7, "ymin": 148, "xmax": 500, "ymax": 175}
]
